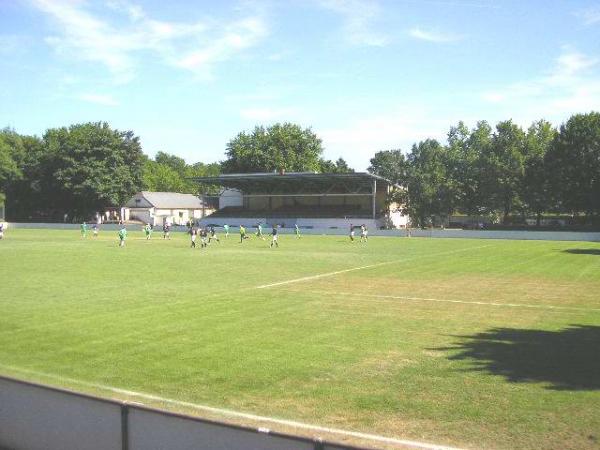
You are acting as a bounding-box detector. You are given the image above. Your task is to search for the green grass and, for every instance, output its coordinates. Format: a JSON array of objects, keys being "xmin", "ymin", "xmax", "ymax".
[{"xmin": 1, "ymin": 228, "xmax": 599, "ymax": 449}]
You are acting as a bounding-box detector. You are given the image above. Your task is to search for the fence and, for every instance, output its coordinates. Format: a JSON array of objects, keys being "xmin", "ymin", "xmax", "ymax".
[{"xmin": 0, "ymin": 375, "xmax": 370, "ymax": 450}]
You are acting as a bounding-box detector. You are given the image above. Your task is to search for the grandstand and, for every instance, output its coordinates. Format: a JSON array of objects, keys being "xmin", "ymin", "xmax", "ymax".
[{"xmin": 192, "ymin": 172, "xmax": 408, "ymax": 229}]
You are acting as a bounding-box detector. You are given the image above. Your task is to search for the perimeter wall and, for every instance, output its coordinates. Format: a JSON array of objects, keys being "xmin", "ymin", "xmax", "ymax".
[
  {"xmin": 0, "ymin": 375, "xmax": 364, "ymax": 450},
  {"xmin": 4, "ymin": 222, "xmax": 600, "ymax": 241}
]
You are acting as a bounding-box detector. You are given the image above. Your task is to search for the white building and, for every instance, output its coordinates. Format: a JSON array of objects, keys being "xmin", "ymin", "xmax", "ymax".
[{"xmin": 124, "ymin": 191, "xmax": 213, "ymax": 226}]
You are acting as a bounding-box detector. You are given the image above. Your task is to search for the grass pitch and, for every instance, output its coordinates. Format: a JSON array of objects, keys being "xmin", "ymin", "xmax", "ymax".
[{"xmin": 0, "ymin": 228, "xmax": 599, "ymax": 449}]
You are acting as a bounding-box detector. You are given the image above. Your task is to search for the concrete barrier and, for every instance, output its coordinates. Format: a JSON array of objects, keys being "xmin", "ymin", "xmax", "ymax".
[
  {"xmin": 5, "ymin": 222, "xmax": 600, "ymax": 241},
  {"xmin": 0, "ymin": 375, "xmax": 368, "ymax": 450}
]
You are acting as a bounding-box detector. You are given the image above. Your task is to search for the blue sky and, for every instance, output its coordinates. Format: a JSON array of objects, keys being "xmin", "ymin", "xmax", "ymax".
[{"xmin": 1, "ymin": 0, "xmax": 599, "ymax": 170}]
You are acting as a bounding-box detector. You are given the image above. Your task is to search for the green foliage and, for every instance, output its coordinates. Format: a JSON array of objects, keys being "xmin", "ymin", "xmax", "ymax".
[
  {"xmin": 142, "ymin": 160, "xmax": 186, "ymax": 192},
  {"xmin": 368, "ymin": 149, "xmax": 407, "ymax": 185},
  {"xmin": 222, "ymin": 123, "xmax": 324, "ymax": 173},
  {"xmin": 318, "ymin": 157, "xmax": 354, "ymax": 173},
  {"xmin": 545, "ymin": 112, "xmax": 600, "ymax": 218},
  {"xmin": 484, "ymin": 120, "xmax": 527, "ymax": 220},
  {"xmin": 142, "ymin": 153, "xmax": 221, "ymax": 194},
  {"xmin": 42, "ymin": 122, "xmax": 144, "ymax": 216},
  {"xmin": 522, "ymin": 120, "xmax": 556, "ymax": 223},
  {"xmin": 405, "ymin": 139, "xmax": 453, "ymax": 226},
  {"xmin": 0, "ymin": 128, "xmax": 25, "ymax": 193}
]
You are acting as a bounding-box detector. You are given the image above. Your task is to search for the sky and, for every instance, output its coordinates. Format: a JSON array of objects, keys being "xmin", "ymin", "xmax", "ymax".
[{"xmin": 1, "ymin": 0, "xmax": 600, "ymax": 170}]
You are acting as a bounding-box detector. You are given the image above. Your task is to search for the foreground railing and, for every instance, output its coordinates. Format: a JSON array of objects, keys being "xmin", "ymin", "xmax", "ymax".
[{"xmin": 0, "ymin": 375, "xmax": 369, "ymax": 450}]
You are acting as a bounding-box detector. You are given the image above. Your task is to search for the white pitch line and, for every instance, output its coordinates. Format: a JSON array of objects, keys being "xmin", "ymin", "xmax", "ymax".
[
  {"xmin": 0, "ymin": 364, "xmax": 463, "ymax": 450},
  {"xmin": 305, "ymin": 291, "xmax": 600, "ymax": 312},
  {"xmin": 256, "ymin": 244, "xmax": 494, "ymax": 289}
]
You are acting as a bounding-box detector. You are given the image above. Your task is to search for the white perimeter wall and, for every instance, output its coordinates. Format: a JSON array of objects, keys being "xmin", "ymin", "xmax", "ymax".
[{"xmin": 5, "ymin": 222, "xmax": 600, "ymax": 242}]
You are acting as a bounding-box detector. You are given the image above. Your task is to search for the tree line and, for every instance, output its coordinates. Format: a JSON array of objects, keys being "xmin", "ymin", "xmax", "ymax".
[
  {"xmin": 368, "ymin": 112, "xmax": 600, "ymax": 227},
  {"xmin": 1, "ymin": 113, "xmax": 598, "ymax": 225},
  {"xmin": 0, "ymin": 122, "xmax": 351, "ymax": 221}
]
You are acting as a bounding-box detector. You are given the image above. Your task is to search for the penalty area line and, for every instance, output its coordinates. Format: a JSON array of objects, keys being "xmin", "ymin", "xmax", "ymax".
[
  {"xmin": 301, "ymin": 291, "xmax": 600, "ymax": 313},
  {"xmin": 0, "ymin": 364, "xmax": 463, "ymax": 450},
  {"xmin": 256, "ymin": 244, "xmax": 494, "ymax": 289}
]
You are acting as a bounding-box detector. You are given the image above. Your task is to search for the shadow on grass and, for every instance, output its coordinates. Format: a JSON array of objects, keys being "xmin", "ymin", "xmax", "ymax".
[
  {"xmin": 563, "ymin": 248, "xmax": 600, "ymax": 255},
  {"xmin": 437, "ymin": 325, "xmax": 600, "ymax": 390}
]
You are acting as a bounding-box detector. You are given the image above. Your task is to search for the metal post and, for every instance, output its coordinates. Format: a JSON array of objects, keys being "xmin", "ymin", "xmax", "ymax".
[
  {"xmin": 121, "ymin": 404, "xmax": 129, "ymax": 450},
  {"xmin": 372, "ymin": 178, "xmax": 377, "ymax": 219}
]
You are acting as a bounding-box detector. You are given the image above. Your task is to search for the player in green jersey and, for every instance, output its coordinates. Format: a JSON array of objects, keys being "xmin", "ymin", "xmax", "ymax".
[
  {"xmin": 223, "ymin": 224, "xmax": 229, "ymax": 238},
  {"xmin": 239, "ymin": 225, "xmax": 247, "ymax": 243},
  {"xmin": 118, "ymin": 226, "xmax": 127, "ymax": 247},
  {"xmin": 294, "ymin": 223, "xmax": 301, "ymax": 238},
  {"xmin": 256, "ymin": 223, "xmax": 265, "ymax": 240},
  {"xmin": 144, "ymin": 223, "xmax": 152, "ymax": 240},
  {"xmin": 80, "ymin": 222, "xmax": 88, "ymax": 238}
]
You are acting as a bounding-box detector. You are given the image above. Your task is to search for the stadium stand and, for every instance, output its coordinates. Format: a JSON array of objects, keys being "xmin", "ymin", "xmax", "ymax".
[{"xmin": 192, "ymin": 172, "xmax": 408, "ymax": 229}]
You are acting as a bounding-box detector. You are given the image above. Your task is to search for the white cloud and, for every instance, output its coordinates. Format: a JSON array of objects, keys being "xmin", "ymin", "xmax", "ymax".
[
  {"xmin": 480, "ymin": 49, "xmax": 600, "ymax": 122},
  {"xmin": 316, "ymin": 0, "xmax": 388, "ymax": 46},
  {"xmin": 318, "ymin": 109, "xmax": 449, "ymax": 169},
  {"xmin": 29, "ymin": 0, "xmax": 268, "ymax": 82},
  {"xmin": 574, "ymin": 6, "xmax": 600, "ymax": 25},
  {"xmin": 408, "ymin": 27, "xmax": 463, "ymax": 43},
  {"xmin": 78, "ymin": 93, "xmax": 119, "ymax": 106},
  {"xmin": 174, "ymin": 18, "xmax": 267, "ymax": 76}
]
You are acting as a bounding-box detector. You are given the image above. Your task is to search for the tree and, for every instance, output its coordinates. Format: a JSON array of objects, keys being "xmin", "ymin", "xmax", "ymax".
[
  {"xmin": 0, "ymin": 129, "xmax": 25, "ymax": 196},
  {"xmin": 222, "ymin": 123, "xmax": 324, "ymax": 173},
  {"xmin": 142, "ymin": 159, "xmax": 186, "ymax": 193},
  {"xmin": 3, "ymin": 133, "xmax": 45, "ymax": 219},
  {"xmin": 368, "ymin": 149, "xmax": 407, "ymax": 185},
  {"xmin": 446, "ymin": 121, "xmax": 492, "ymax": 220},
  {"xmin": 545, "ymin": 112, "xmax": 600, "ymax": 220},
  {"xmin": 318, "ymin": 157, "xmax": 354, "ymax": 173},
  {"xmin": 521, "ymin": 120, "xmax": 556, "ymax": 225},
  {"xmin": 368, "ymin": 149, "xmax": 408, "ymax": 210},
  {"xmin": 43, "ymin": 122, "xmax": 144, "ymax": 218},
  {"xmin": 405, "ymin": 139, "xmax": 452, "ymax": 226},
  {"xmin": 155, "ymin": 151, "xmax": 187, "ymax": 174},
  {"xmin": 483, "ymin": 120, "xmax": 526, "ymax": 222}
]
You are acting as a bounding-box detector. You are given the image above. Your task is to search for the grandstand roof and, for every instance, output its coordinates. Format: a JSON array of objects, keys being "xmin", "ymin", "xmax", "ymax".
[{"xmin": 191, "ymin": 172, "xmax": 398, "ymax": 194}]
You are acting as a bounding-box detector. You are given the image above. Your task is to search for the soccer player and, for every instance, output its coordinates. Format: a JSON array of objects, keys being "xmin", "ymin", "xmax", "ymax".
[
  {"xmin": 0, "ymin": 223, "xmax": 4, "ymax": 240},
  {"xmin": 223, "ymin": 224, "xmax": 229, "ymax": 238},
  {"xmin": 208, "ymin": 225, "xmax": 220, "ymax": 244},
  {"xmin": 294, "ymin": 223, "xmax": 301, "ymax": 238},
  {"xmin": 144, "ymin": 223, "xmax": 152, "ymax": 240},
  {"xmin": 163, "ymin": 223, "xmax": 171, "ymax": 239},
  {"xmin": 118, "ymin": 226, "xmax": 127, "ymax": 247},
  {"xmin": 360, "ymin": 224, "xmax": 368, "ymax": 242},
  {"xmin": 270, "ymin": 224, "xmax": 279, "ymax": 248},
  {"xmin": 92, "ymin": 224, "xmax": 99, "ymax": 238},
  {"xmin": 256, "ymin": 222, "xmax": 265, "ymax": 240},
  {"xmin": 199, "ymin": 227, "xmax": 208, "ymax": 248},
  {"xmin": 189, "ymin": 226, "xmax": 197, "ymax": 248},
  {"xmin": 239, "ymin": 225, "xmax": 247, "ymax": 243},
  {"xmin": 81, "ymin": 221, "xmax": 88, "ymax": 238},
  {"xmin": 349, "ymin": 223, "xmax": 355, "ymax": 241}
]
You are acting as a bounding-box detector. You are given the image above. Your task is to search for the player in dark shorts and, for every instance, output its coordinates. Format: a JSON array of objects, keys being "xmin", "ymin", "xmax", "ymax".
[
  {"xmin": 189, "ymin": 226, "xmax": 197, "ymax": 248},
  {"xmin": 163, "ymin": 223, "xmax": 171, "ymax": 239},
  {"xmin": 270, "ymin": 225, "xmax": 279, "ymax": 248},
  {"xmin": 208, "ymin": 225, "xmax": 220, "ymax": 244},
  {"xmin": 199, "ymin": 228, "xmax": 208, "ymax": 248}
]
